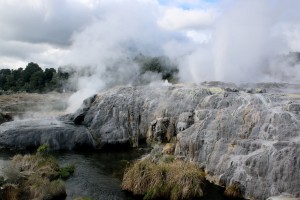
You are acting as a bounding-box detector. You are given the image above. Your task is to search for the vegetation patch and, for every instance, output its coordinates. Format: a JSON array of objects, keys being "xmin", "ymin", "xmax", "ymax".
[
  {"xmin": 224, "ymin": 182, "xmax": 242, "ymax": 198},
  {"xmin": 0, "ymin": 144, "xmax": 75, "ymax": 200},
  {"xmin": 122, "ymin": 157, "xmax": 206, "ymax": 200},
  {"xmin": 73, "ymin": 197, "xmax": 93, "ymax": 200},
  {"xmin": 59, "ymin": 164, "xmax": 75, "ymax": 179},
  {"xmin": 0, "ymin": 62, "xmax": 69, "ymax": 93}
]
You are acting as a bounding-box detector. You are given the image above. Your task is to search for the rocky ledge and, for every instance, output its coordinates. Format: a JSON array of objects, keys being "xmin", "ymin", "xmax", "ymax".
[
  {"xmin": 0, "ymin": 119, "xmax": 94, "ymax": 150},
  {"xmin": 0, "ymin": 82, "xmax": 300, "ymax": 199}
]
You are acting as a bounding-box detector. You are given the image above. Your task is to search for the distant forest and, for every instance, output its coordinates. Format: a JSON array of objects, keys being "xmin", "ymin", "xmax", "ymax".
[
  {"xmin": 0, "ymin": 62, "xmax": 69, "ymax": 93},
  {"xmin": 1, "ymin": 52, "xmax": 299, "ymax": 94},
  {"xmin": 0, "ymin": 55, "xmax": 179, "ymax": 94}
]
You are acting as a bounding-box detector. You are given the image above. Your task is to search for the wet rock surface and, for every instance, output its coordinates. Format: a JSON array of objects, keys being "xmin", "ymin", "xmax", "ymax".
[
  {"xmin": 0, "ymin": 113, "xmax": 12, "ymax": 125},
  {"xmin": 0, "ymin": 119, "xmax": 94, "ymax": 150},
  {"xmin": 1, "ymin": 82, "xmax": 300, "ymax": 199}
]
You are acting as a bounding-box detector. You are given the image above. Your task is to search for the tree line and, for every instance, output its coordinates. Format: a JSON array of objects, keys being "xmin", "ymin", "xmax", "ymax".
[
  {"xmin": 0, "ymin": 62, "xmax": 69, "ymax": 93},
  {"xmin": 0, "ymin": 56, "xmax": 179, "ymax": 94}
]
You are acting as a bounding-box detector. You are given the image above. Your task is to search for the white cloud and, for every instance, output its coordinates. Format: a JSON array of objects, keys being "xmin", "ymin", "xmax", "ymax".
[
  {"xmin": 281, "ymin": 24, "xmax": 300, "ymax": 52},
  {"xmin": 158, "ymin": 7, "xmax": 215, "ymax": 31},
  {"xmin": 0, "ymin": 0, "xmax": 93, "ymax": 46},
  {"xmin": 1, "ymin": 0, "xmax": 300, "ymax": 85},
  {"xmin": 186, "ymin": 30, "xmax": 212, "ymax": 43}
]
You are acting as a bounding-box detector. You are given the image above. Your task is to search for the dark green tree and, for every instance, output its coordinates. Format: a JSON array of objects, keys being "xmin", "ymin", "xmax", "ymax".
[
  {"xmin": 22, "ymin": 62, "xmax": 43, "ymax": 83},
  {"xmin": 28, "ymin": 71, "xmax": 45, "ymax": 92},
  {"xmin": 137, "ymin": 55, "xmax": 179, "ymax": 83}
]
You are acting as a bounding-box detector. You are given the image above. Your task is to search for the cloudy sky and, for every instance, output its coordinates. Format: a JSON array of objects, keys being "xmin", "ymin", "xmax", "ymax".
[{"xmin": 1, "ymin": 0, "xmax": 300, "ymax": 84}]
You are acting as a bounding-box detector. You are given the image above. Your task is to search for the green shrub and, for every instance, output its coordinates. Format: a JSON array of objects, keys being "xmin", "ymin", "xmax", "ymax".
[
  {"xmin": 37, "ymin": 143, "xmax": 49, "ymax": 155},
  {"xmin": 59, "ymin": 164, "xmax": 75, "ymax": 179},
  {"xmin": 73, "ymin": 197, "xmax": 93, "ymax": 200}
]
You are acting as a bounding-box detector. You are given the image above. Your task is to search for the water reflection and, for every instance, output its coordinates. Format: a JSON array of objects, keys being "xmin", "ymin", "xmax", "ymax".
[{"xmin": 54, "ymin": 150, "xmax": 146, "ymax": 200}]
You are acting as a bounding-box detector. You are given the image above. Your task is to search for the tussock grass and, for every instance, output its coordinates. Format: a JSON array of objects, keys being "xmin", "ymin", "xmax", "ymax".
[
  {"xmin": 3, "ymin": 165, "xmax": 23, "ymax": 184},
  {"xmin": 1, "ymin": 184, "xmax": 19, "ymax": 200},
  {"xmin": 11, "ymin": 153, "xmax": 60, "ymax": 180},
  {"xmin": 162, "ymin": 143, "xmax": 175, "ymax": 155},
  {"xmin": 122, "ymin": 158, "xmax": 206, "ymax": 200},
  {"xmin": 25, "ymin": 175, "xmax": 66, "ymax": 200},
  {"xmin": 2, "ymin": 144, "xmax": 72, "ymax": 200},
  {"xmin": 224, "ymin": 183, "xmax": 241, "ymax": 198}
]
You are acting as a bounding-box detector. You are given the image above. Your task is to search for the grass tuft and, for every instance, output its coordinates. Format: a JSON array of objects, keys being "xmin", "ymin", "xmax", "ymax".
[
  {"xmin": 224, "ymin": 183, "xmax": 241, "ymax": 198},
  {"xmin": 25, "ymin": 175, "xmax": 66, "ymax": 199},
  {"xmin": 1, "ymin": 184, "xmax": 19, "ymax": 200},
  {"xmin": 122, "ymin": 158, "xmax": 206, "ymax": 200},
  {"xmin": 2, "ymin": 144, "xmax": 73, "ymax": 200}
]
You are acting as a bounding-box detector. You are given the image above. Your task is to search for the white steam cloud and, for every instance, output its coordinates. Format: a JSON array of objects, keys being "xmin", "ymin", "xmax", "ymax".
[
  {"xmin": 63, "ymin": 0, "xmax": 300, "ymax": 112},
  {"xmin": 178, "ymin": 0, "xmax": 300, "ymax": 83},
  {"xmin": 1, "ymin": 0, "xmax": 300, "ymax": 112}
]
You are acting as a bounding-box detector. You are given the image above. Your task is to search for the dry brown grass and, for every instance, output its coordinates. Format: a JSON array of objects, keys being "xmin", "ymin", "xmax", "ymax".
[
  {"xmin": 2, "ymin": 147, "xmax": 69, "ymax": 200},
  {"xmin": 11, "ymin": 154, "xmax": 60, "ymax": 180},
  {"xmin": 24, "ymin": 175, "xmax": 66, "ymax": 200},
  {"xmin": 162, "ymin": 143, "xmax": 175, "ymax": 155},
  {"xmin": 122, "ymin": 158, "xmax": 206, "ymax": 200},
  {"xmin": 1, "ymin": 184, "xmax": 19, "ymax": 200},
  {"xmin": 224, "ymin": 183, "xmax": 241, "ymax": 198}
]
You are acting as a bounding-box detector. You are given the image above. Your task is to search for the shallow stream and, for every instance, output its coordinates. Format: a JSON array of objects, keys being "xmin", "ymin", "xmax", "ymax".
[
  {"xmin": 55, "ymin": 150, "xmax": 144, "ymax": 200},
  {"xmin": 0, "ymin": 93, "xmax": 241, "ymax": 200},
  {"xmin": 0, "ymin": 149, "xmax": 237, "ymax": 200}
]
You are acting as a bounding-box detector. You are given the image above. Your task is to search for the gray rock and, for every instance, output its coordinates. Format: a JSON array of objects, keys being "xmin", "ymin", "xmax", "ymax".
[
  {"xmin": 267, "ymin": 193, "xmax": 300, "ymax": 200},
  {"xmin": 224, "ymin": 87, "xmax": 239, "ymax": 92},
  {"xmin": 73, "ymin": 84, "xmax": 300, "ymax": 200},
  {"xmin": 286, "ymin": 103, "xmax": 300, "ymax": 112},
  {"xmin": 0, "ymin": 119, "xmax": 94, "ymax": 150},
  {"xmin": 0, "ymin": 113, "xmax": 12, "ymax": 125},
  {"xmin": 1, "ymin": 83, "xmax": 300, "ymax": 199}
]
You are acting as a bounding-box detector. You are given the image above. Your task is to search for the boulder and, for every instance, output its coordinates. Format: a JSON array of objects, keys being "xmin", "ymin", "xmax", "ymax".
[{"xmin": 0, "ymin": 119, "xmax": 94, "ymax": 150}]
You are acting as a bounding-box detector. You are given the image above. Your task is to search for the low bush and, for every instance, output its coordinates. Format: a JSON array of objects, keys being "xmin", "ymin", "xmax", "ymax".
[
  {"xmin": 59, "ymin": 164, "xmax": 75, "ymax": 179},
  {"xmin": 122, "ymin": 157, "xmax": 206, "ymax": 200},
  {"xmin": 37, "ymin": 143, "xmax": 49, "ymax": 155}
]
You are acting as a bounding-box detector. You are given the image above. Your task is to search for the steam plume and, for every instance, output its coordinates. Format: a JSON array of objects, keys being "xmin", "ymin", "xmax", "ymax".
[{"xmin": 34, "ymin": 0, "xmax": 300, "ymax": 111}]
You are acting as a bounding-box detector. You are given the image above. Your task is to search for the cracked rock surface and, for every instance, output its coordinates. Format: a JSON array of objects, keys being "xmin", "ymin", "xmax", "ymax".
[{"xmin": 1, "ymin": 82, "xmax": 300, "ymax": 199}]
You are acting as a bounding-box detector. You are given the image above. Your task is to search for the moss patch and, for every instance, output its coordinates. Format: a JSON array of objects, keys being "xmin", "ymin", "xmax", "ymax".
[{"xmin": 59, "ymin": 164, "xmax": 75, "ymax": 179}]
